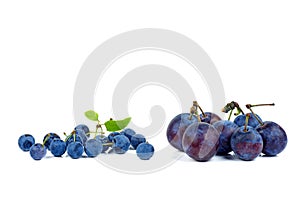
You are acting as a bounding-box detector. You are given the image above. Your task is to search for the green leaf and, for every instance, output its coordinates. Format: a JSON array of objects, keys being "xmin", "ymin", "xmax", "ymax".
[
  {"xmin": 84, "ymin": 110, "xmax": 99, "ymax": 121},
  {"xmin": 104, "ymin": 117, "xmax": 131, "ymax": 132}
]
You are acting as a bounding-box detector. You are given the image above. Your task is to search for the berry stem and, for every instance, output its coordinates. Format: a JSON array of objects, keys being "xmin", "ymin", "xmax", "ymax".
[
  {"xmin": 64, "ymin": 133, "xmax": 73, "ymax": 142},
  {"xmin": 103, "ymin": 142, "xmax": 113, "ymax": 147},
  {"xmin": 96, "ymin": 120, "xmax": 105, "ymax": 135},
  {"xmin": 244, "ymin": 113, "xmax": 251, "ymax": 132},
  {"xmin": 42, "ymin": 133, "xmax": 51, "ymax": 146}
]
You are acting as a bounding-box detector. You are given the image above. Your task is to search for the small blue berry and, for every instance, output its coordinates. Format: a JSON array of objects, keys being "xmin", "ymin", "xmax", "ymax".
[
  {"xmin": 84, "ymin": 139, "xmax": 103, "ymax": 157},
  {"xmin": 130, "ymin": 134, "xmax": 146, "ymax": 149},
  {"xmin": 66, "ymin": 134, "xmax": 83, "ymax": 147},
  {"xmin": 121, "ymin": 128, "xmax": 136, "ymax": 141},
  {"xmin": 108, "ymin": 132, "xmax": 121, "ymax": 142},
  {"xmin": 95, "ymin": 135, "xmax": 110, "ymax": 153},
  {"xmin": 43, "ymin": 133, "xmax": 60, "ymax": 150},
  {"xmin": 50, "ymin": 138, "xmax": 66, "ymax": 157},
  {"xmin": 18, "ymin": 134, "xmax": 35, "ymax": 152},
  {"xmin": 112, "ymin": 135, "xmax": 130, "ymax": 154},
  {"xmin": 75, "ymin": 124, "xmax": 90, "ymax": 137},
  {"xmin": 29, "ymin": 143, "xmax": 47, "ymax": 160},
  {"xmin": 136, "ymin": 143, "xmax": 154, "ymax": 160},
  {"xmin": 67, "ymin": 141, "xmax": 84, "ymax": 159},
  {"xmin": 75, "ymin": 129, "xmax": 88, "ymax": 145}
]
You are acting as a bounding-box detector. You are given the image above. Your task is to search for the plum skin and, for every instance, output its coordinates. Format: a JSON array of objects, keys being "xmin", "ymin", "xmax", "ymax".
[
  {"xmin": 256, "ymin": 121, "xmax": 287, "ymax": 156},
  {"xmin": 234, "ymin": 113, "xmax": 262, "ymax": 128},
  {"xmin": 200, "ymin": 112, "xmax": 221, "ymax": 124},
  {"xmin": 231, "ymin": 126, "xmax": 263, "ymax": 161},
  {"xmin": 213, "ymin": 120, "xmax": 239, "ymax": 155},
  {"xmin": 182, "ymin": 122, "xmax": 220, "ymax": 161},
  {"xmin": 166, "ymin": 113, "xmax": 198, "ymax": 151}
]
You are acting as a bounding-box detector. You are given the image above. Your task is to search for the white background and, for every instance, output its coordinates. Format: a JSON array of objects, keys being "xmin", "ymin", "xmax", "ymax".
[{"xmin": 1, "ymin": 1, "xmax": 299, "ymax": 200}]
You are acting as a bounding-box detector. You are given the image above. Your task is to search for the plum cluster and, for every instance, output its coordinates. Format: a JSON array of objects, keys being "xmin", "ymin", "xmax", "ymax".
[
  {"xmin": 18, "ymin": 125, "xmax": 155, "ymax": 161},
  {"xmin": 167, "ymin": 101, "xmax": 287, "ymax": 161}
]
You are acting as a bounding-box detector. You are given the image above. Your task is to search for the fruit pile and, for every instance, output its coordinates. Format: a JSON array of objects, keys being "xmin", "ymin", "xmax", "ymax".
[
  {"xmin": 167, "ymin": 101, "xmax": 287, "ymax": 161},
  {"xmin": 18, "ymin": 110, "xmax": 155, "ymax": 161}
]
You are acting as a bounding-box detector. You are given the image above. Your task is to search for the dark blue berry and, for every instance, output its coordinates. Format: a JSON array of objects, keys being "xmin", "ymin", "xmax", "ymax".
[
  {"xmin": 75, "ymin": 124, "xmax": 90, "ymax": 137},
  {"xmin": 136, "ymin": 143, "xmax": 155, "ymax": 160},
  {"xmin": 49, "ymin": 138, "xmax": 66, "ymax": 157},
  {"xmin": 130, "ymin": 134, "xmax": 146, "ymax": 149},
  {"xmin": 67, "ymin": 142, "xmax": 84, "ymax": 159},
  {"xmin": 18, "ymin": 134, "xmax": 35, "ymax": 152},
  {"xmin": 95, "ymin": 135, "xmax": 109, "ymax": 153},
  {"xmin": 29, "ymin": 143, "xmax": 47, "ymax": 160},
  {"xmin": 65, "ymin": 134, "xmax": 83, "ymax": 147},
  {"xmin": 121, "ymin": 128, "xmax": 136, "ymax": 141},
  {"xmin": 108, "ymin": 132, "xmax": 121, "ymax": 142},
  {"xmin": 112, "ymin": 135, "xmax": 130, "ymax": 154},
  {"xmin": 75, "ymin": 129, "xmax": 88, "ymax": 145},
  {"xmin": 43, "ymin": 133, "xmax": 60, "ymax": 150},
  {"xmin": 84, "ymin": 139, "xmax": 103, "ymax": 157}
]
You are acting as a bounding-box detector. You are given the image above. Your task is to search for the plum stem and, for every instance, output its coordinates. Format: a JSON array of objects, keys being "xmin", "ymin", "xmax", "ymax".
[
  {"xmin": 247, "ymin": 103, "xmax": 275, "ymax": 108},
  {"xmin": 246, "ymin": 106, "xmax": 264, "ymax": 126},
  {"xmin": 222, "ymin": 101, "xmax": 244, "ymax": 116},
  {"xmin": 228, "ymin": 109, "xmax": 233, "ymax": 121},
  {"xmin": 245, "ymin": 103, "xmax": 274, "ymax": 125},
  {"xmin": 233, "ymin": 102, "xmax": 244, "ymax": 116},
  {"xmin": 193, "ymin": 101, "xmax": 206, "ymax": 117},
  {"xmin": 189, "ymin": 104, "xmax": 201, "ymax": 122},
  {"xmin": 244, "ymin": 113, "xmax": 251, "ymax": 132}
]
